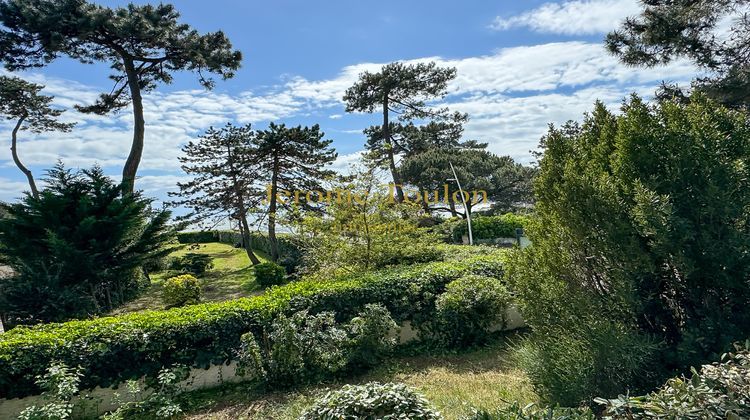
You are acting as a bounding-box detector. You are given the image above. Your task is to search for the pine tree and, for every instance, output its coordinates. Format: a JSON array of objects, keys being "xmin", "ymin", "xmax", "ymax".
[
  {"xmin": 254, "ymin": 123, "xmax": 337, "ymax": 261},
  {"xmin": 606, "ymin": 0, "xmax": 750, "ymax": 108},
  {"xmin": 170, "ymin": 123, "xmax": 262, "ymax": 265},
  {"xmin": 0, "ymin": 0, "xmax": 242, "ymax": 193},
  {"xmin": 0, "ymin": 75, "xmax": 74, "ymax": 199},
  {"xmin": 344, "ymin": 62, "xmax": 463, "ymax": 201}
]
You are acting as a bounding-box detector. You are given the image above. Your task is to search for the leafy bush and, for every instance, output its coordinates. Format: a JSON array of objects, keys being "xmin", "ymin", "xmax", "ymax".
[
  {"xmin": 452, "ymin": 213, "xmax": 529, "ymax": 242},
  {"xmin": 103, "ymin": 365, "xmax": 189, "ymax": 420},
  {"xmin": 236, "ymin": 305, "xmax": 398, "ymax": 386},
  {"xmin": 0, "ymin": 252, "xmax": 506, "ymax": 399},
  {"xmin": 300, "ymin": 382, "xmax": 442, "ymax": 420},
  {"xmin": 345, "ymin": 304, "xmax": 399, "ymax": 369},
  {"xmin": 466, "ymin": 402, "xmax": 594, "ymax": 420},
  {"xmin": 597, "ymin": 346, "xmax": 750, "ymax": 419},
  {"xmin": 0, "ymin": 165, "xmax": 175, "ymax": 325},
  {"xmin": 254, "ymin": 261, "xmax": 286, "ymax": 287},
  {"xmin": 435, "ymin": 274, "xmax": 511, "ymax": 347},
  {"xmin": 168, "ymin": 253, "xmax": 213, "ymax": 276},
  {"xmin": 510, "ymin": 95, "xmax": 750, "ymax": 405},
  {"xmin": 17, "ymin": 363, "xmax": 82, "ymax": 420},
  {"xmin": 161, "ymin": 275, "xmax": 202, "ymax": 308}
]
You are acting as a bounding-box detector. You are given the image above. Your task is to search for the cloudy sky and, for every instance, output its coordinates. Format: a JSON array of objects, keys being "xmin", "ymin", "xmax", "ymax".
[{"xmin": 0, "ymin": 0, "xmax": 699, "ymax": 205}]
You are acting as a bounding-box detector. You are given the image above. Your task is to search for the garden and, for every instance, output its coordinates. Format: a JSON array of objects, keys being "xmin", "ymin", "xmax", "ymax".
[{"xmin": 1, "ymin": 0, "xmax": 750, "ymax": 419}]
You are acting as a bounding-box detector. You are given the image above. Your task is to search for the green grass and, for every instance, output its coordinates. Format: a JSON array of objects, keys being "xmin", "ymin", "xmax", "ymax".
[
  {"xmin": 182, "ymin": 333, "xmax": 537, "ymax": 420},
  {"xmin": 112, "ymin": 243, "xmax": 269, "ymax": 314}
]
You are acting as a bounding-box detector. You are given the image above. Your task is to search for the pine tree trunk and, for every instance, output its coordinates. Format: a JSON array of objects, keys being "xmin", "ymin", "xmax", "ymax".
[
  {"xmin": 121, "ymin": 57, "xmax": 145, "ymax": 195},
  {"xmin": 10, "ymin": 116, "xmax": 39, "ymax": 199},
  {"xmin": 239, "ymin": 210, "xmax": 261, "ymax": 265},
  {"xmin": 383, "ymin": 97, "xmax": 404, "ymax": 202},
  {"xmin": 267, "ymin": 155, "xmax": 280, "ymax": 261}
]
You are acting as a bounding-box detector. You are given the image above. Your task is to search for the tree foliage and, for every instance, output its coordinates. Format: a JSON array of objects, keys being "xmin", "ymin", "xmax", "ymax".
[
  {"xmin": 0, "ymin": 0, "xmax": 242, "ymax": 193},
  {"xmin": 0, "ymin": 75, "xmax": 73, "ymax": 198},
  {"xmin": 0, "ymin": 164, "xmax": 175, "ymax": 325},
  {"xmin": 170, "ymin": 123, "xmax": 262, "ymax": 265},
  {"xmin": 399, "ymin": 148, "xmax": 535, "ymax": 216},
  {"xmin": 511, "ymin": 95, "xmax": 750, "ymax": 404},
  {"xmin": 344, "ymin": 61, "xmax": 464, "ymax": 201},
  {"xmin": 254, "ymin": 123, "xmax": 337, "ymax": 261},
  {"xmin": 606, "ymin": 1, "xmax": 750, "ymax": 108}
]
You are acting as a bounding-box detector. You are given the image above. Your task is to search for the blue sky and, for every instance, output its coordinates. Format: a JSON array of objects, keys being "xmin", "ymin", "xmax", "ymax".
[{"xmin": 0, "ymin": 0, "xmax": 699, "ymax": 205}]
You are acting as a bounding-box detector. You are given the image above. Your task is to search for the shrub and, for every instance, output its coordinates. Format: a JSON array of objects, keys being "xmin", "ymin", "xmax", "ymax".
[
  {"xmin": 236, "ymin": 305, "xmax": 398, "ymax": 386},
  {"xmin": 452, "ymin": 213, "xmax": 529, "ymax": 242},
  {"xmin": 17, "ymin": 363, "xmax": 82, "ymax": 420},
  {"xmin": 300, "ymin": 382, "xmax": 442, "ymax": 420},
  {"xmin": 168, "ymin": 253, "xmax": 213, "ymax": 276},
  {"xmin": 510, "ymin": 95, "xmax": 750, "ymax": 405},
  {"xmin": 0, "ymin": 252, "xmax": 505, "ymax": 399},
  {"xmin": 435, "ymin": 275, "xmax": 511, "ymax": 347},
  {"xmin": 103, "ymin": 365, "xmax": 188, "ymax": 420},
  {"xmin": 161, "ymin": 275, "xmax": 202, "ymax": 308},
  {"xmin": 0, "ymin": 165, "xmax": 175, "ymax": 325},
  {"xmin": 254, "ymin": 261, "xmax": 286, "ymax": 287},
  {"xmin": 597, "ymin": 346, "xmax": 750, "ymax": 419},
  {"xmin": 345, "ymin": 304, "xmax": 399, "ymax": 369}
]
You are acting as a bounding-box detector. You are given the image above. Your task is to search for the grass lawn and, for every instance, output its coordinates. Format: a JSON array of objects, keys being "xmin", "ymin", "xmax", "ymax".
[
  {"xmin": 182, "ymin": 333, "xmax": 537, "ymax": 420},
  {"xmin": 112, "ymin": 242, "xmax": 269, "ymax": 314}
]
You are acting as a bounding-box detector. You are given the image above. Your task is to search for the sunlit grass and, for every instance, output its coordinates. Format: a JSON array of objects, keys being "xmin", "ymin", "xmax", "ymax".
[{"xmin": 112, "ymin": 242, "xmax": 269, "ymax": 314}]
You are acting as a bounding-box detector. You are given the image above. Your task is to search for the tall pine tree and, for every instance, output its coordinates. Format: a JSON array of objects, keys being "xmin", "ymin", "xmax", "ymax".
[
  {"xmin": 344, "ymin": 61, "xmax": 463, "ymax": 201},
  {"xmin": 254, "ymin": 123, "xmax": 337, "ymax": 261},
  {"xmin": 170, "ymin": 123, "xmax": 262, "ymax": 265},
  {"xmin": 0, "ymin": 0, "xmax": 242, "ymax": 193}
]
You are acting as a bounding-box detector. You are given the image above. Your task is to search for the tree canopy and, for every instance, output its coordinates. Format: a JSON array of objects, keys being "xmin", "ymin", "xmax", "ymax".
[
  {"xmin": 0, "ymin": 0, "xmax": 243, "ymax": 193},
  {"xmin": 606, "ymin": 0, "xmax": 750, "ymax": 107},
  {"xmin": 344, "ymin": 61, "xmax": 463, "ymax": 201}
]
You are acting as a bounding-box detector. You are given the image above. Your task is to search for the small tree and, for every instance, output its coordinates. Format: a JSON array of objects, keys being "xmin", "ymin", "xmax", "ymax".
[
  {"xmin": 0, "ymin": 75, "xmax": 74, "ymax": 199},
  {"xmin": 0, "ymin": 0, "xmax": 242, "ymax": 193},
  {"xmin": 0, "ymin": 164, "xmax": 175, "ymax": 325},
  {"xmin": 255, "ymin": 123, "xmax": 337, "ymax": 261},
  {"xmin": 344, "ymin": 61, "xmax": 461, "ymax": 202},
  {"xmin": 170, "ymin": 123, "xmax": 262, "ymax": 265}
]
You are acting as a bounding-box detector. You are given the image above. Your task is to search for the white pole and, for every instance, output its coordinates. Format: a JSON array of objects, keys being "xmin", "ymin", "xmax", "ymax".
[{"xmin": 449, "ymin": 161, "xmax": 473, "ymax": 246}]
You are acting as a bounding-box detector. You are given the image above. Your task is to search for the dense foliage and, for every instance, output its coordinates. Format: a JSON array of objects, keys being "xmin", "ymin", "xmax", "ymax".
[
  {"xmin": 254, "ymin": 262, "xmax": 286, "ymax": 287},
  {"xmin": 510, "ymin": 95, "xmax": 750, "ymax": 405},
  {"xmin": 452, "ymin": 213, "xmax": 530, "ymax": 242},
  {"xmin": 0, "ymin": 251, "xmax": 506, "ymax": 399},
  {"xmin": 236, "ymin": 305, "xmax": 397, "ymax": 386},
  {"xmin": 0, "ymin": 165, "xmax": 175, "ymax": 325},
  {"xmin": 168, "ymin": 253, "xmax": 213, "ymax": 276},
  {"xmin": 161, "ymin": 275, "xmax": 202, "ymax": 308},
  {"xmin": 300, "ymin": 382, "xmax": 442, "ymax": 420},
  {"xmin": 598, "ymin": 345, "xmax": 750, "ymax": 419},
  {"xmin": 434, "ymin": 274, "xmax": 511, "ymax": 347}
]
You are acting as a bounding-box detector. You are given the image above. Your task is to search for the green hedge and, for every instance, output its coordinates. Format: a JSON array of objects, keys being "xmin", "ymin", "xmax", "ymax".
[
  {"xmin": 0, "ymin": 252, "xmax": 506, "ymax": 399},
  {"xmin": 452, "ymin": 213, "xmax": 530, "ymax": 242}
]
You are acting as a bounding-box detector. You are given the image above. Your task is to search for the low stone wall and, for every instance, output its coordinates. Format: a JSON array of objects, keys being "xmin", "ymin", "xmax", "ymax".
[{"xmin": 0, "ymin": 305, "xmax": 525, "ymax": 419}]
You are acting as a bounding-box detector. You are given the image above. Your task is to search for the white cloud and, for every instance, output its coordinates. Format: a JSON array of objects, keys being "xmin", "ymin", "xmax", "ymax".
[
  {"xmin": 329, "ymin": 114, "xmax": 343, "ymax": 119},
  {"xmin": 490, "ymin": 0, "xmax": 641, "ymax": 35}
]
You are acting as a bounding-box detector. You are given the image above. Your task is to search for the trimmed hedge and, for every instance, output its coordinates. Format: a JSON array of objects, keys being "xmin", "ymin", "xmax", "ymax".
[
  {"xmin": 0, "ymin": 252, "xmax": 506, "ymax": 399},
  {"xmin": 452, "ymin": 213, "xmax": 530, "ymax": 242}
]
